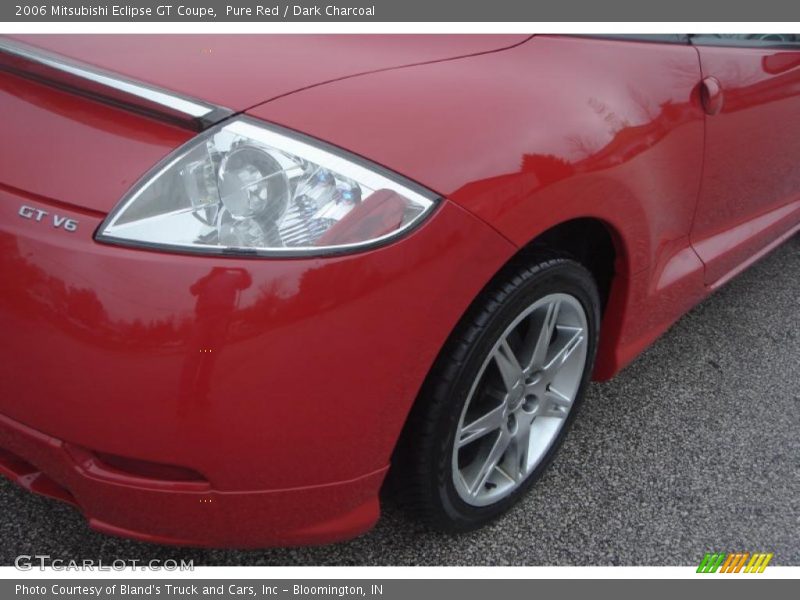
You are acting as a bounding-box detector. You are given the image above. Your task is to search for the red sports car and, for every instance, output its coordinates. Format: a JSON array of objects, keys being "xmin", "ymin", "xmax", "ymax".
[{"xmin": 1, "ymin": 34, "xmax": 798, "ymax": 547}]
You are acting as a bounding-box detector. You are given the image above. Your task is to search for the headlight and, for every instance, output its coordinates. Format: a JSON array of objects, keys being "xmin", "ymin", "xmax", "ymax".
[{"xmin": 96, "ymin": 118, "xmax": 438, "ymax": 256}]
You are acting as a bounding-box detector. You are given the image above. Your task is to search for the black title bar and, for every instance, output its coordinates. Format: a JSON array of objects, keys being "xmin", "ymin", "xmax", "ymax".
[{"xmin": 3, "ymin": 0, "xmax": 800, "ymax": 22}]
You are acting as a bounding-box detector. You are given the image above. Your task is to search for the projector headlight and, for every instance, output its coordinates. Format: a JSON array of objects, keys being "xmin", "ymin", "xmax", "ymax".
[{"xmin": 96, "ymin": 118, "xmax": 438, "ymax": 256}]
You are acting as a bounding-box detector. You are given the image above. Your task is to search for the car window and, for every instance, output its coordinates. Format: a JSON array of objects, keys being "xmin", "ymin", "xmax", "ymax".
[
  {"xmin": 581, "ymin": 34, "xmax": 689, "ymax": 44},
  {"xmin": 691, "ymin": 34, "xmax": 800, "ymax": 48}
]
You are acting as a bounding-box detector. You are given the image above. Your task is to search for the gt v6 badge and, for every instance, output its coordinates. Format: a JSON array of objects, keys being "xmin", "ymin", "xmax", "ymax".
[{"xmin": 19, "ymin": 205, "xmax": 78, "ymax": 232}]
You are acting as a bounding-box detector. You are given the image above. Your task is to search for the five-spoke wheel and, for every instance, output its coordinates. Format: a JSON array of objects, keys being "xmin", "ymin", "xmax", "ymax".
[
  {"xmin": 394, "ymin": 255, "xmax": 600, "ymax": 531},
  {"xmin": 453, "ymin": 293, "xmax": 588, "ymax": 506}
]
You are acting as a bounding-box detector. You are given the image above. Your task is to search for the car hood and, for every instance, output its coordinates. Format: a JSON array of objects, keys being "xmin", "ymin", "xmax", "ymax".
[
  {"xmin": 0, "ymin": 34, "xmax": 528, "ymax": 215},
  {"xmin": 8, "ymin": 34, "xmax": 529, "ymax": 112}
]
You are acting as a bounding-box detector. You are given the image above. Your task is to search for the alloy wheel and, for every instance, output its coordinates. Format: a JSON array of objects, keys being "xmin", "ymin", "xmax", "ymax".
[{"xmin": 451, "ymin": 293, "xmax": 589, "ymax": 506}]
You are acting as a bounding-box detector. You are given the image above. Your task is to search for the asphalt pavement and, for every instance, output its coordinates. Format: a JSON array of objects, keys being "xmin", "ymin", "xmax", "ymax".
[{"xmin": 1, "ymin": 235, "xmax": 798, "ymax": 566}]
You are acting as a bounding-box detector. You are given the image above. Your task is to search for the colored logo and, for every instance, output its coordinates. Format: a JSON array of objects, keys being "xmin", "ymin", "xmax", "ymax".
[{"xmin": 697, "ymin": 552, "xmax": 773, "ymax": 573}]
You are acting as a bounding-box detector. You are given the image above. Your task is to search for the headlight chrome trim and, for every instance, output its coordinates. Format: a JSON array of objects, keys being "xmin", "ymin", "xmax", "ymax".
[{"xmin": 94, "ymin": 117, "xmax": 442, "ymax": 259}]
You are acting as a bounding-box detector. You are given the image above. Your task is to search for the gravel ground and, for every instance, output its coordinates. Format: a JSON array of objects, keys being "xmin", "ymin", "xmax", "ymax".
[{"xmin": 1, "ymin": 235, "xmax": 798, "ymax": 566}]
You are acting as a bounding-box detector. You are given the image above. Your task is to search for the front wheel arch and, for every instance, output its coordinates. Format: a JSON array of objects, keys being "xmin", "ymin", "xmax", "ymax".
[{"xmin": 388, "ymin": 252, "xmax": 601, "ymax": 532}]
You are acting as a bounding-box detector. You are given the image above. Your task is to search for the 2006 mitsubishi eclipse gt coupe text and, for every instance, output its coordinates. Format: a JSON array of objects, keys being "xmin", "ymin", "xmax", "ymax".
[{"xmin": 1, "ymin": 34, "xmax": 799, "ymax": 547}]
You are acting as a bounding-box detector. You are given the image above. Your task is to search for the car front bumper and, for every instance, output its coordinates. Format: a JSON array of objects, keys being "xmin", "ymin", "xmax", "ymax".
[
  {"xmin": 0, "ymin": 185, "xmax": 514, "ymax": 546},
  {"xmin": 0, "ymin": 410, "xmax": 386, "ymax": 547}
]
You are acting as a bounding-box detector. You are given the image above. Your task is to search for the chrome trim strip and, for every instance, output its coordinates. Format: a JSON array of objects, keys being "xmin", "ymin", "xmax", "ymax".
[
  {"xmin": 0, "ymin": 37, "xmax": 233, "ymax": 130},
  {"xmin": 25, "ymin": 51, "xmax": 211, "ymax": 118}
]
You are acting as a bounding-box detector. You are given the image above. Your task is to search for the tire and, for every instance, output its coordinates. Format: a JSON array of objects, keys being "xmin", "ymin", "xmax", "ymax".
[{"xmin": 394, "ymin": 254, "xmax": 601, "ymax": 532}]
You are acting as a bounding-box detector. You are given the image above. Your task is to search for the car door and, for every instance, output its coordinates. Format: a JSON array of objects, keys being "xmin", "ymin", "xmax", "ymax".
[{"xmin": 690, "ymin": 34, "xmax": 800, "ymax": 285}]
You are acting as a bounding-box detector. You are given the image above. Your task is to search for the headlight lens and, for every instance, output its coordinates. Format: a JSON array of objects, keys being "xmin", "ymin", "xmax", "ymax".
[{"xmin": 96, "ymin": 118, "xmax": 437, "ymax": 256}]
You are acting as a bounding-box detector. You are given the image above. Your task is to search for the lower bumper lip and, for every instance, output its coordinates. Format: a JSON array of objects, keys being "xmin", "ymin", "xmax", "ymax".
[{"xmin": 0, "ymin": 410, "xmax": 384, "ymax": 547}]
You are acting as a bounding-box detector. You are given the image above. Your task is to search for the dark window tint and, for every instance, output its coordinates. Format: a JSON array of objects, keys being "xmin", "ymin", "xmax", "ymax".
[
  {"xmin": 582, "ymin": 34, "xmax": 689, "ymax": 44},
  {"xmin": 691, "ymin": 34, "xmax": 800, "ymax": 48}
]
